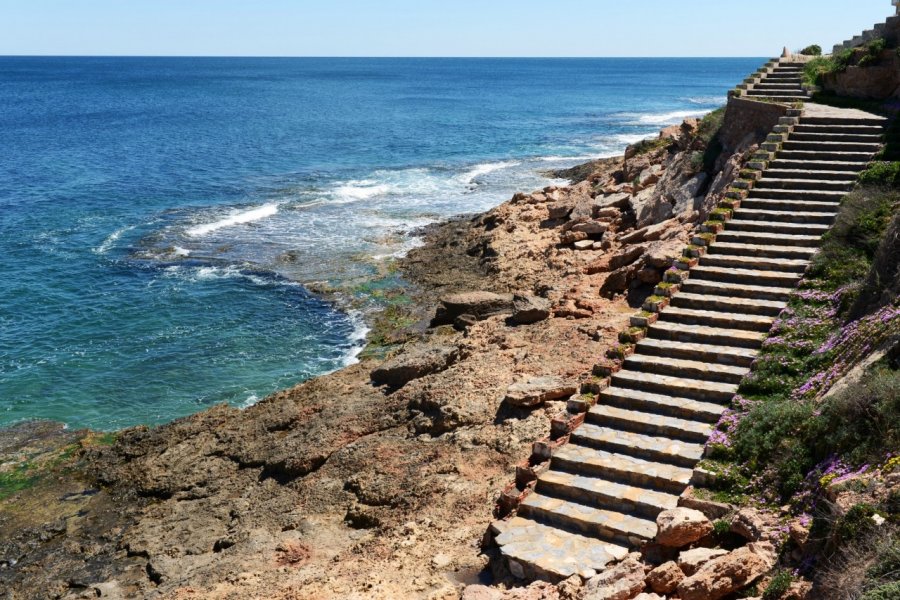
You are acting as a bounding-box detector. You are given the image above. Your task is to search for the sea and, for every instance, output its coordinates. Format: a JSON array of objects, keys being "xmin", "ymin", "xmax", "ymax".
[{"xmin": 0, "ymin": 57, "xmax": 762, "ymax": 430}]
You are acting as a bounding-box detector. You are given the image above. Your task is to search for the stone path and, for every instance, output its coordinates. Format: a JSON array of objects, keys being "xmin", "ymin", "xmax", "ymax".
[{"xmin": 491, "ymin": 82, "xmax": 887, "ymax": 582}]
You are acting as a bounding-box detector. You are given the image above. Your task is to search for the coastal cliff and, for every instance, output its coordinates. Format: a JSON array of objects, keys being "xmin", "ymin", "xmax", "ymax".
[{"xmin": 1, "ymin": 82, "xmax": 897, "ymax": 599}]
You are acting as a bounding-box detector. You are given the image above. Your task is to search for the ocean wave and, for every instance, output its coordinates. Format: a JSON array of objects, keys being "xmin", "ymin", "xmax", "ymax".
[
  {"xmin": 615, "ymin": 109, "xmax": 710, "ymax": 126},
  {"xmin": 685, "ymin": 95, "xmax": 725, "ymax": 105},
  {"xmin": 333, "ymin": 180, "xmax": 393, "ymax": 201},
  {"xmin": 93, "ymin": 225, "xmax": 136, "ymax": 255},
  {"xmin": 186, "ymin": 203, "xmax": 279, "ymax": 237},
  {"xmin": 459, "ymin": 160, "xmax": 520, "ymax": 184}
]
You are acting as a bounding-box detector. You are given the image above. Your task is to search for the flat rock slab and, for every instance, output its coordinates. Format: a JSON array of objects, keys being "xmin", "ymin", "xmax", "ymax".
[
  {"xmin": 504, "ymin": 376, "xmax": 576, "ymax": 407},
  {"xmin": 371, "ymin": 346, "xmax": 461, "ymax": 388},
  {"xmin": 432, "ymin": 291, "xmax": 514, "ymax": 326}
]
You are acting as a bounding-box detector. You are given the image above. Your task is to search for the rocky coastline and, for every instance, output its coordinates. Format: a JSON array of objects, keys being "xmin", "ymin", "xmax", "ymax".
[{"xmin": 0, "ymin": 102, "xmax": 777, "ymax": 599}]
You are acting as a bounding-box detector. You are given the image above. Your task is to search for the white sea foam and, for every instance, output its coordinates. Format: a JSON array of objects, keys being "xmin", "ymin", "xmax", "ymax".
[
  {"xmin": 172, "ymin": 246, "xmax": 191, "ymax": 257},
  {"xmin": 460, "ymin": 160, "xmax": 520, "ymax": 184},
  {"xmin": 94, "ymin": 225, "xmax": 135, "ymax": 254},
  {"xmin": 186, "ymin": 203, "xmax": 279, "ymax": 237},
  {"xmin": 686, "ymin": 96, "xmax": 725, "ymax": 105},
  {"xmin": 340, "ymin": 310, "xmax": 371, "ymax": 367},
  {"xmin": 333, "ymin": 180, "xmax": 392, "ymax": 201},
  {"xmin": 615, "ymin": 109, "xmax": 710, "ymax": 126}
]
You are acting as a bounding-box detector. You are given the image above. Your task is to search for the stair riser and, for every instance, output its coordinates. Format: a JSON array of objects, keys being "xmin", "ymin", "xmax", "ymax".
[
  {"xmin": 679, "ymin": 279, "xmax": 792, "ymax": 302},
  {"xmin": 735, "ymin": 210, "xmax": 835, "ymax": 225},
  {"xmin": 646, "ymin": 324, "xmax": 763, "ymax": 350},
  {"xmin": 747, "ymin": 90, "xmax": 807, "ymax": 97},
  {"xmin": 714, "ymin": 231, "xmax": 821, "ymax": 248},
  {"xmin": 789, "ymin": 133, "xmax": 883, "ymax": 143},
  {"xmin": 517, "ymin": 502, "xmax": 641, "ymax": 545},
  {"xmin": 670, "ymin": 294, "xmax": 785, "ymax": 316},
  {"xmin": 698, "ymin": 255, "xmax": 807, "ymax": 273},
  {"xmin": 726, "ymin": 220, "xmax": 830, "ymax": 235},
  {"xmin": 783, "ymin": 141, "xmax": 881, "ymax": 153},
  {"xmin": 600, "ymin": 390, "xmax": 723, "ymax": 424},
  {"xmin": 792, "ymin": 125, "xmax": 884, "ymax": 135},
  {"xmin": 529, "ymin": 482, "xmax": 665, "ymax": 530},
  {"xmin": 707, "ymin": 244, "xmax": 816, "ymax": 260},
  {"xmin": 586, "ymin": 409, "xmax": 710, "ymax": 443},
  {"xmin": 634, "ymin": 342, "xmax": 756, "ymax": 369},
  {"xmin": 801, "ymin": 117, "xmax": 887, "ymax": 126},
  {"xmin": 747, "ymin": 188, "xmax": 846, "ymax": 201},
  {"xmin": 753, "ymin": 179, "xmax": 853, "ymax": 191},
  {"xmin": 685, "ymin": 268, "xmax": 800, "ymax": 290},
  {"xmin": 768, "ymin": 160, "xmax": 866, "ymax": 172},
  {"xmin": 658, "ymin": 310, "xmax": 773, "ymax": 333},
  {"xmin": 611, "ymin": 376, "xmax": 733, "ymax": 406},
  {"xmin": 571, "ymin": 427, "xmax": 701, "ymax": 468},
  {"xmin": 551, "ymin": 453, "xmax": 689, "ymax": 495},
  {"xmin": 740, "ymin": 198, "xmax": 841, "ymax": 213},
  {"xmin": 777, "ymin": 151, "xmax": 873, "ymax": 162}
]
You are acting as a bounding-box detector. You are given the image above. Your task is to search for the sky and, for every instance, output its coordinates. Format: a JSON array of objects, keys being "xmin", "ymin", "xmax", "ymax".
[{"xmin": 0, "ymin": 0, "xmax": 893, "ymax": 57}]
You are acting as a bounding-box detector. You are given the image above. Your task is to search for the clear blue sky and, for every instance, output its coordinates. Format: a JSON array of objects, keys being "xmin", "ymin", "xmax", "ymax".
[{"xmin": 0, "ymin": 0, "xmax": 892, "ymax": 57}]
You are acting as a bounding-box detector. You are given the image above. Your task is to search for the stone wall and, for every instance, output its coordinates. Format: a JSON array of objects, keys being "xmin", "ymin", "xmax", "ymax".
[
  {"xmin": 719, "ymin": 96, "xmax": 788, "ymax": 154},
  {"xmin": 823, "ymin": 51, "xmax": 900, "ymax": 99}
]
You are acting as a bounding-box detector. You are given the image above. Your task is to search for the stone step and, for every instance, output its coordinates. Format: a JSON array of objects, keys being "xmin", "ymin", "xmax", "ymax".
[
  {"xmin": 747, "ymin": 187, "xmax": 847, "ymax": 201},
  {"xmin": 659, "ymin": 304, "xmax": 776, "ymax": 332},
  {"xmin": 624, "ymin": 353, "xmax": 748, "ymax": 385},
  {"xmin": 647, "ymin": 319, "xmax": 765, "ymax": 349},
  {"xmin": 802, "ymin": 116, "xmax": 888, "ymax": 127},
  {"xmin": 764, "ymin": 72, "xmax": 803, "ymax": 80},
  {"xmin": 698, "ymin": 253, "xmax": 808, "ymax": 273},
  {"xmin": 634, "ymin": 336, "xmax": 759, "ymax": 368},
  {"xmin": 519, "ymin": 491, "xmax": 659, "ymax": 545},
  {"xmin": 763, "ymin": 168, "xmax": 860, "ymax": 181},
  {"xmin": 777, "ymin": 149, "xmax": 875, "ymax": 162},
  {"xmin": 782, "ymin": 140, "xmax": 882, "ymax": 153},
  {"xmin": 587, "ymin": 403, "xmax": 713, "ymax": 444},
  {"xmin": 735, "ymin": 206, "xmax": 837, "ymax": 226},
  {"xmin": 740, "ymin": 197, "xmax": 841, "ymax": 213},
  {"xmin": 789, "ymin": 132, "xmax": 883, "ymax": 143},
  {"xmin": 747, "ymin": 89, "xmax": 807, "ymax": 97},
  {"xmin": 707, "ymin": 241, "xmax": 817, "ymax": 260},
  {"xmin": 726, "ymin": 218, "xmax": 831, "ymax": 236},
  {"xmin": 768, "ymin": 159, "xmax": 868, "ymax": 172},
  {"xmin": 572, "ymin": 421, "xmax": 707, "ymax": 467},
  {"xmin": 753, "ymin": 82, "xmax": 803, "ymax": 89},
  {"xmin": 735, "ymin": 207, "xmax": 836, "ymax": 225},
  {"xmin": 792, "ymin": 124, "xmax": 885, "ymax": 135},
  {"xmin": 746, "ymin": 93, "xmax": 810, "ymax": 101},
  {"xmin": 671, "ymin": 290, "xmax": 787, "ymax": 317},
  {"xmin": 493, "ymin": 516, "xmax": 629, "ymax": 580},
  {"xmin": 772, "ymin": 66, "xmax": 804, "ymax": 72},
  {"xmin": 687, "ymin": 264, "xmax": 802, "ymax": 288},
  {"xmin": 714, "ymin": 229, "xmax": 821, "ymax": 248},
  {"xmin": 552, "ymin": 444, "xmax": 694, "ymax": 494},
  {"xmin": 612, "ymin": 368, "xmax": 738, "ymax": 406},
  {"xmin": 753, "ymin": 177, "xmax": 854, "ymax": 191},
  {"xmin": 599, "ymin": 386, "xmax": 725, "ymax": 424},
  {"xmin": 679, "ymin": 277, "xmax": 794, "ymax": 302}
]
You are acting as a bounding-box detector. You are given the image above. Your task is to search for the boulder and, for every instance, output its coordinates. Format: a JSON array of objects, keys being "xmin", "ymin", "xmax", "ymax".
[
  {"xmin": 669, "ymin": 173, "xmax": 708, "ymax": 216},
  {"xmin": 677, "ymin": 547, "xmax": 729, "ymax": 577},
  {"xmin": 609, "ymin": 245, "xmax": 646, "ymax": 270},
  {"xmin": 730, "ymin": 508, "xmax": 770, "ymax": 542},
  {"xmin": 432, "ymin": 291, "xmax": 514, "ymax": 326},
  {"xmin": 548, "ymin": 202, "xmax": 575, "ymax": 220},
  {"xmin": 371, "ymin": 346, "xmax": 461, "ymax": 388},
  {"xmin": 676, "ymin": 543, "xmax": 775, "ymax": 600},
  {"xmin": 636, "ymin": 165, "xmax": 664, "ymax": 189},
  {"xmin": 594, "ymin": 193, "xmax": 631, "ymax": 212},
  {"xmin": 583, "ymin": 555, "xmax": 647, "ymax": 600},
  {"xmin": 574, "ymin": 240, "xmax": 595, "ymax": 250},
  {"xmin": 572, "ymin": 220, "xmax": 609, "ymax": 236},
  {"xmin": 600, "ymin": 265, "xmax": 637, "ymax": 295},
  {"xmin": 504, "ymin": 376, "xmax": 577, "ymax": 407},
  {"xmin": 646, "ymin": 561, "xmax": 684, "ymax": 595},
  {"xmin": 656, "ymin": 508, "xmax": 713, "ymax": 548},
  {"xmin": 510, "ymin": 294, "xmax": 552, "ymax": 325},
  {"xmin": 631, "ymin": 187, "xmax": 674, "ymax": 229},
  {"xmin": 560, "ymin": 231, "xmax": 589, "ymax": 245},
  {"xmin": 594, "ymin": 207, "xmax": 621, "ymax": 220},
  {"xmin": 643, "ymin": 239, "xmax": 683, "ymax": 270},
  {"xmin": 636, "ymin": 267, "xmax": 663, "ymax": 285}
]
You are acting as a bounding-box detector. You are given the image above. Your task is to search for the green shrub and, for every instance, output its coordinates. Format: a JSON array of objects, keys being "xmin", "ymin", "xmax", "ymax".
[
  {"xmin": 835, "ymin": 504, "xmax": 880, "ymax": 543},
  {"xmin": 861, "ymin": 582, "xmax": 900, "ymax": 600},
  {"xmin": 859, "ymin": 162, "xmax": 900, "ymax": 186},
  {"xmin": 763, "ymin": 570, "xmax": 794, "ymax": 599},
  {"xmin": 698, "ymin": 107, "xmax": 726, "ymax": 170},
  {"xmin": 803, "ymin": 56, "xmax": 837, "ymax": 86},
  {"xmin": 800, "ymin": 44, "xmax": 822, "ymax": 56}
]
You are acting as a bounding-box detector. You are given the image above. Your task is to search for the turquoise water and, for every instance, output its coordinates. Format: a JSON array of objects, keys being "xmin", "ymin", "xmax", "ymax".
[{"xmin": 0, "ymin": 57, "xmax": 761, "ymax": 430}]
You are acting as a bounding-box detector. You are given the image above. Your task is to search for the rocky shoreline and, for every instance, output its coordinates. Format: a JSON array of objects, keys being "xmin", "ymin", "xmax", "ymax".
[{"xmin": 0, "ymin": 105, "xmax": 771, "ymax": 599}]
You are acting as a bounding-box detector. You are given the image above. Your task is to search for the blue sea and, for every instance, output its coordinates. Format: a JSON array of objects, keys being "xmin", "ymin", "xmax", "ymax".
[{"xmin": 0, "ymin": 57, "xmax": 761, "ymax": 430}]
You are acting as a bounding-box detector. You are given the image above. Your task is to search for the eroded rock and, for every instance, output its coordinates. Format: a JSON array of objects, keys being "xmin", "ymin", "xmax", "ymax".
[
  {"xmin": 583, "ymin": 555, "xmax": 647, "ymax": 600},
  {"xmin": 504, "ymin": 376, "xmax": 577, "ymax": 407},
  {"xmin": 510, "ymin": 294, "xmax": 552, "ymax": 325},
  {"xmin": 432, "ymin": 291, "xmax": 515, "ymax": 325},
  {"xmin": 646, "ymin": 560, "xmax": 684, "ymax": 595},
  {"xmin": 371, "ymin": 346, "xmax": 461, "ymax": 388},
  {"xmin": 677, "ymin": 543, "xmax": 776, "ymax": 600},
  {"xmin": 656, "ymin": 507, "xmax": 713, "ymax": 548}
]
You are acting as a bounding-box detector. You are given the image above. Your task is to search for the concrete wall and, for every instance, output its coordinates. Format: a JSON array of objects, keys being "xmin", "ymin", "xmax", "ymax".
[{"xmin": 719, "ymin": 97, "xmax": 788, "ymax": 154}]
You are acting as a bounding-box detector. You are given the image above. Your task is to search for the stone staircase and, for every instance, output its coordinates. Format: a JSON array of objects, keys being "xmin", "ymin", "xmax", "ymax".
[
  {"xmin": 735, "ymin": 59, "xmax": 812, "ymax": 103},
  {"xmin": 491, "ymin": 104, "xmax": 886, "ymax": 582},
  {"xmin": 832, "ymin": 8, "xmax": 899, "ymax": 55}
]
